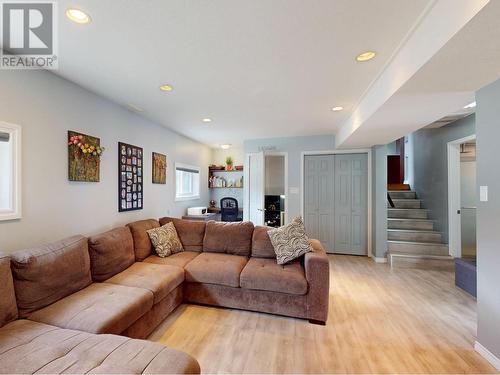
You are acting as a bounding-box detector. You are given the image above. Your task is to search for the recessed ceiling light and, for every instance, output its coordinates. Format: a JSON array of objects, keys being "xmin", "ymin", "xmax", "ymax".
[
  {"xmin": 356, "ymin": 51, "xmax": 376, "ymax": 62},
  {"xmin": 66, "ymin": 8, "xmax": 91, "ymax": 24},
  {"xmin": 220, "ymin": 144, "xmax": 231, "ymax": 149},
  {"xmin": 463, "ymin": 101, "xmax": 476, "ymax": 109},
  {"xmin": 159, "ymin": 84, "xmax": 173, "ymax": 92},
  {"xmin": 202, "ymin": 118, "xmax": 212, "ymax": 123},
  {"xmin": 331, "ymin": 106, "xmax": 343, "ymax": 112}
]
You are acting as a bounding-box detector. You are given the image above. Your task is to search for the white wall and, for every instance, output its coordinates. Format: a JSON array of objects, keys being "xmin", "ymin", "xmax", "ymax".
[
  {"xmin": 0, "ymin": 70, "xmax": 211, "ymax": 253},
  {"xmin": 211, "ymin": 146, "xmax": 244, "ymax": 167}
]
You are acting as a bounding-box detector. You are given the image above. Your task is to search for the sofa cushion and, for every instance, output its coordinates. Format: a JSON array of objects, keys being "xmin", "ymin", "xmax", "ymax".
[
  {"xmin": 251, "ymin": 226, "xmax": 276, "ymax": 258},
  {"xmin": 148, "ymin": 222, "xmax": 184, "ymax": 257},
  {"xmin": 268, "ymin": 217, "xmax": 312, "ymax": 265},
  {"xmin": 27, "ymin": 283, "xmax": 153, "ymax": 334},
  {"xmin": 0, "ymin": 320, "xmax": 200, "ymax": 374},
  {"xmin": 0, "ymin": 254, "xmax": 17, "ymax": 327},
  {"xmin": 10, "ymin": 235, "xmax": 92, "ymax": 318},
  {"xmin": 143, "ymin": 251, "xmax": 200, "ymax": 269},
  {"xmin": 104, "ymin": 262, "xmax": 184, "ymax": 304},
  {"xmin": 185, "ymin": 252, "xmax": 248, "ymax": 287},
  {"xmin": 159, "ymin": 217, "xmax": 206, "ymax": 251},
  {"xmin": 127, "ymin": 219, "xmax": 160, "ymax": 261},
  {"xmin": 88, "ymin": 226, "xmax": 135, "ymax": 281},
  {"xmin": 203, "ymin": 221, "xmax": 254, "ymax": 256},
  {"xmin": 240, "ymin": 258, "xmax": 308, "ymax": 295}
]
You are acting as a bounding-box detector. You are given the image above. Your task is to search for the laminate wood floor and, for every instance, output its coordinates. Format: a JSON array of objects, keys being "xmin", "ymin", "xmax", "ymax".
[{"xmin": 149, "ymin": 255, "xmax": 497, "ymax": 374}]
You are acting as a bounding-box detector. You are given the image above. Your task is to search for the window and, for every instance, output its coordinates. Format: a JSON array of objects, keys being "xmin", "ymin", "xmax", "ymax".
[
  {"xmin": 175, "ymin": 163, "xmax": 200, "ymax": 201},
  {"xmin": 0, "ymin": 122, "xmax": 21, "ymax": 221}
]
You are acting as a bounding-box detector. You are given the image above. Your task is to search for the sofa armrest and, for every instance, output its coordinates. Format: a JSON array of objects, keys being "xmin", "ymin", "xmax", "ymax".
[{"xmin": 304, "ymin": 239, "xmax": 330, "ymax": 323}]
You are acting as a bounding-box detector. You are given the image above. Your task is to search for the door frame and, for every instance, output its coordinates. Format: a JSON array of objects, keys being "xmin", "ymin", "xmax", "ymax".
[
  {"xmin": 300, "ymin": 149, "xmax": 372, "ymax": 258},
  {"xmin": 447, "ymin": 134, "xmax": 476, "ymax": 258},
  {"xmin": 244, "ymin": 152, "xmax": 264, "ymax": 223},
  {"xmin": 263, "ymin": 151, "xmax": 289, "ymax": 225},
  {"xmin": 244, "ymin": 151, "xmax": 289, "ymax": 224}
]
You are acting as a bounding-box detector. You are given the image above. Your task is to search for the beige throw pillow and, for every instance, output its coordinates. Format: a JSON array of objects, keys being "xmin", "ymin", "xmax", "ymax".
[
  {"xmin": 268, "ymin": 217, "xmax": 312, "ymax": 265},
  {"xmin": 147, "ymin": 222, "xmax": 183, "ymax": 258}
]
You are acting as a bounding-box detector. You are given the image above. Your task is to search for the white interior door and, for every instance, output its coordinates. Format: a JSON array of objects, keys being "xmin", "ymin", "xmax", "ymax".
[{"xmin": 245, "ymin": 152, "xmax": 265, "ymax": 225}]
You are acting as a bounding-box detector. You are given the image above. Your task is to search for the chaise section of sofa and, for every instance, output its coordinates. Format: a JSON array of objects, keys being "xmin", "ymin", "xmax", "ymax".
[
  {"xmin": 117, "ymin": 220, "xmax": 187, "ymax": 338},
  {"xmin": 0, "ymin": 252, "xmax": 200, "ymax": 374},
  {"xmin": 0, "ymin": 320, "xmax": 200, "ymax": 374}
]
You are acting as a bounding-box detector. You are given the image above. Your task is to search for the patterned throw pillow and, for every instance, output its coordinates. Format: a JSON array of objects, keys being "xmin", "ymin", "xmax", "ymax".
[
  {"xmin": 147, "ymin": 222, "xmax": 183, "ymax": 258},
  {"xmin": 268, "ymin": 217, "xmax": 312, "ymax": 265}
]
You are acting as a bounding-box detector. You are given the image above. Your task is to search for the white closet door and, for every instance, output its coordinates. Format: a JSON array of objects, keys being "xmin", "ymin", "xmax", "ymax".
[
  {"xmin": 304, "ymin": 155, "xmax": 335, "ymax": 252},
  {"xmin": 334, "ymin": 154, "xmax": 368, "ymax": 255}
]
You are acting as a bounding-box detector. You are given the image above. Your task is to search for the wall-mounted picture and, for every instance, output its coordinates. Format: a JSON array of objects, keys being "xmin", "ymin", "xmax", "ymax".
[
  {"xmin": 118, "ymin": 142, "xmax": 143, "ymax": 212},
  {"xmin": 68, "ymin": 131, "xmax": 105, "ymax": 182},
  {"xmin": 152, "ymin": 152, "xmax": 167, "ymax": 184}
]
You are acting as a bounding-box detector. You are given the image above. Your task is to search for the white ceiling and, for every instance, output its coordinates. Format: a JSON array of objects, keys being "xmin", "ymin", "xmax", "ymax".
[
  {"xmin": 336, "ymin": 0, "xmax": 500, "ymax": 148},
  {"xmin": 55, "ymin": 0, "xmax": 432, "ymax": 147}
]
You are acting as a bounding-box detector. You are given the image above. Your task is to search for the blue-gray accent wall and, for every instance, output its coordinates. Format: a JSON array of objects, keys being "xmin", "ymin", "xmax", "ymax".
[
  {"xmin": 244, "ymin": 135, "xmax": 335, "ymax": 220},
  {"xmin": 372, "ymin": 145, "xmax": 388, "ymax": 258},
  {"xmin": 410, "ymin": 115, "xmax": 476, "ymax": 243},
  {"xmin": 476, "ymin": 78, "xmax": 500, "ymax": 362}
]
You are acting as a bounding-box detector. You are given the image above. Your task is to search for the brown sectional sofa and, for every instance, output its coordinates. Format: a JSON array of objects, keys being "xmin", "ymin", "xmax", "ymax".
[
  {"xmin": 144, "ymin": 217, "xmax": 330, "ymax": 324},
  {"xmin": 0, "ymin": 217, "xmax": 329, "ymax": 374},
  {"xmin": 0, "ymin": 252, "xmax": 200, "ymax": 374}
]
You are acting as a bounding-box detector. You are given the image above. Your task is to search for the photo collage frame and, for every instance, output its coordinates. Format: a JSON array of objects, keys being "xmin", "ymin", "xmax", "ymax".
[{"xmin": 118, "ymin": 142, "xmax": 143, "ymax": 212}]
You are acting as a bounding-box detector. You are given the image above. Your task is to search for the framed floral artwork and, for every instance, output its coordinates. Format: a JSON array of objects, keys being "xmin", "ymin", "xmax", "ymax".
[
  {"xmin": 118, "ymin": 142, "xmax": 143, "ymax": 212},
  {"xmin": 68, "ymin": 131, "xmax": 105, "ymax": 182},
  {"xmin": 152, "ymin": 152, "xmax": 166, "ymax": 184}
]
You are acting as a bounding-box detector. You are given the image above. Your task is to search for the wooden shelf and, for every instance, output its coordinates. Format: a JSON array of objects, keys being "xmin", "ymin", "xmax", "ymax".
[
  {"xmin": 209, "ymin": 169, "xmax": 243, "ymax": 173},
  {"xmin": 209, "ymin": 166, "xmax": 243, "ymax": 189}
]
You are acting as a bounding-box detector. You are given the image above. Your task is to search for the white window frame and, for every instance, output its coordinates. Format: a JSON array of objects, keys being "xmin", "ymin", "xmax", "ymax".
[
  {"xmin": 175, "ymin": 162, "xmax": 201, "ymax": 201},
  {"xmin": 0, "ymin": 122, "xmax": 22, "ymax": 221}
]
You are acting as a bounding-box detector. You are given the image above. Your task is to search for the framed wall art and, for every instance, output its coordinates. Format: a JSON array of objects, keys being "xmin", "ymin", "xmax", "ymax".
[
  {"xmin": 118, "ymin": 142, "xmax": 143, "ymax": 212},
  {"xmin": 152, "ymin": 152, "xmax": 167, "ymax": 184},
  {"xmin": 68, "ymin": 131, "xmax": 105, "ymax": 182}
]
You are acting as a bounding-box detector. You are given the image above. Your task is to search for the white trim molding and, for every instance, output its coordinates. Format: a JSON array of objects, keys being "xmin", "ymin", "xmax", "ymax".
[
  {"xmin": 300, "ymin": 148, "xmax": 372, "ymax": 258},
  {"xmin": 475, "ymin": 341, "xmax": 500, "ymax": 371},
  {"xmin": 373, "ymin": 257, "xmax": 388, "ymax": 264},
  {"xmin": 0, "ymin": 121, "xmax": 22, "ymax": 221}
]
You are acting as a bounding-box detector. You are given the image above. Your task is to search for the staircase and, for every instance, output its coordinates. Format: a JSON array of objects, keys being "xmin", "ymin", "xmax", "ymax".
[{"xmin": 387, "ymin": 190, "xmax": 454, "ymax": 270}]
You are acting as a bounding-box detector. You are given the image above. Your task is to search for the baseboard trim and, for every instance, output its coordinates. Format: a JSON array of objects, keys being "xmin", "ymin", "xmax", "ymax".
[
  {"xmin": 475, "ymin": 341, "xmax": 500, "ymax": 371},
  {"xmin": 373, "ymin": 257, "xmax": 388, "ymax": 263}
]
